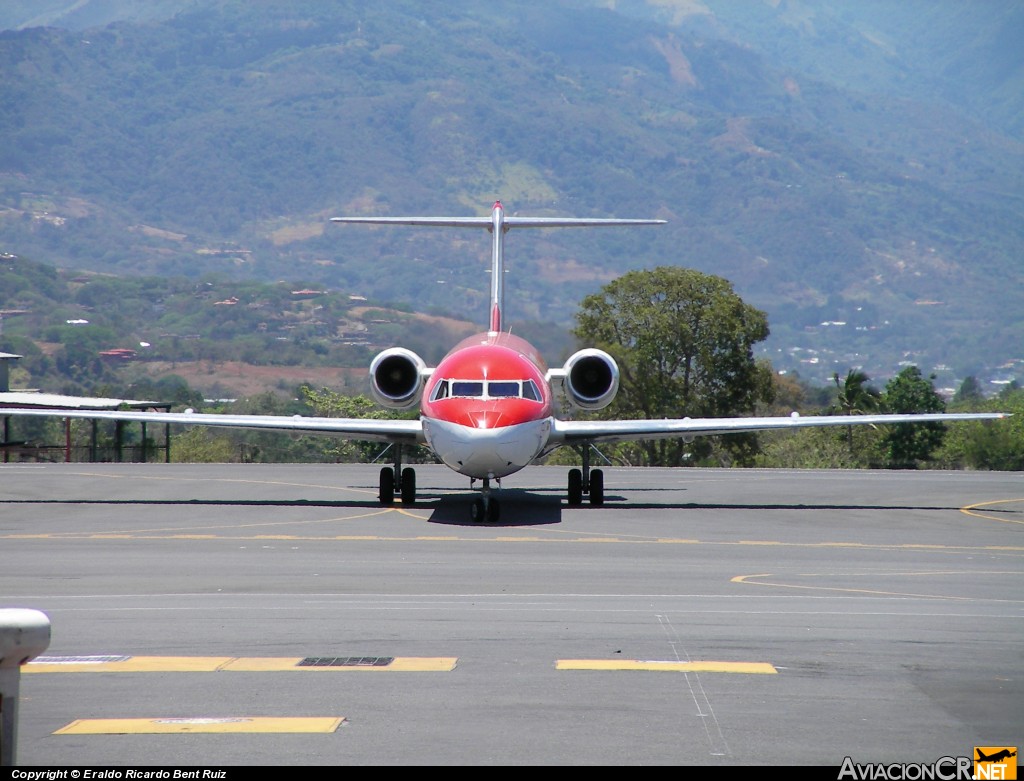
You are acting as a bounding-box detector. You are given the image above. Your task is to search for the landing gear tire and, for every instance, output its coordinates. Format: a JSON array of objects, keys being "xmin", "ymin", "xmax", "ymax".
[
  {"xmin": 589, "ymin": 468, "xmax": 604, "ymax": 507},
  {"xmin": 471, "ymin": 497, "xmax": 486, "ymax": 523},
  {"xmin": 379, "ymin": 467, "xmax": 395, "ymax": 505},
  {"xmin": 567, "ymin": 468, "xmax": 583, "ymax": 506},
  {"xmin": 470, "ymin": 496, "xmax": 501, "ymax": 523},
  {"xmin": 401, "ymin": 467, "xmax": 416, "ymax": 505}
]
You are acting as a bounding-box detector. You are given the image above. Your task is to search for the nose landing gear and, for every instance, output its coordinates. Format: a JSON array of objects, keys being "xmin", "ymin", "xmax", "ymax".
[{"xmin": 469, "ymin": 477, "xmax": 500, "ymax": 523}]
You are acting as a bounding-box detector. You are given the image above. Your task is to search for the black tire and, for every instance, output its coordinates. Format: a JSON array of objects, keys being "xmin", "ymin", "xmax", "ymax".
[
  {"xmin": 379, "ymin": 467, "xmax": 395, "ymax": 505},
  {"xmin": 401, "ymin": 467, "xmax": 416, "ymax": 505},
  {"xmin": 589, "ymin": 468, "xmax": 604, "ymax": 507},
  {"xmin": 567, "ymin": 468, "xmax": 583, "ymax": 506},
  {"xmin": 471, "ymin": 497, "xmax": 486, "ymax": 523},
  {"xmin": 487, "ymin": 498, "xmax": 500, "ymax": 523}
]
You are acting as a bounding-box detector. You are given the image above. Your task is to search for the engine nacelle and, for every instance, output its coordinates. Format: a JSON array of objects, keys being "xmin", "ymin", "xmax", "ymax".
[
  {"xmin": 562, "ymin": 348, "xmax": 619, "ymax": 410},
  {"xmin": 369, "ymin": 347, "xmax": 429, "ymax": 409}
]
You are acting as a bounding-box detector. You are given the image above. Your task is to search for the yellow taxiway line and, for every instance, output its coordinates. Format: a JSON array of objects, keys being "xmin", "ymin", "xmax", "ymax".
[
  {"xmin": 556, "ymin": 659, "xmax": 777, "ymax": 673},
  {"xmin": 26, "ymin": 655, "xmax": 457, "ymax": 673},
  {"xmin": 54, "ymin": 717, "xmax": 344, "ymax": 734}
]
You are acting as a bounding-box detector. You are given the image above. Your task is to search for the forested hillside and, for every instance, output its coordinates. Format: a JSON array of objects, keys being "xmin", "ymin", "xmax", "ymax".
[
  {"xmin": 1, "ymin": 0, "xmax": 1022, "ymax": 391},
  {"xmin": 0, "ymin": 253, "xmax": 506, "ymax": 398}
]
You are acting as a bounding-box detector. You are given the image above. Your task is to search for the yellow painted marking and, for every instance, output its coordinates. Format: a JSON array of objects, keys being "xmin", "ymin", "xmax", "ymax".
[
  {"xmin": 8, "ymin": 517, "xmax": 1024, "ymax": 548},
  {"xmin": 557, "ymin": 659, "xmax": 777, "ymax": 674},
  {"xmin": 961, "ymin": 498, "xmax": 1024, "ymax": 526},
  {"xmin": 376, "ymin": 657, "xmax": 457, "ymax": 672},
  {"xmin": 395, "ymin": 508, "xmax": 431, "ymax": 519},
  {"xmin": 27, "ymin": 657, "xmax": 234, "ymax": 673},
  {"xmin": 54, "ymin": 717, "xmax": 344, "ymax": 734},
  {"xmin": 6, "ymin": 506, "xmax": 398, "ymax": 538},
  {"xmin": 27, "ymin": 656, "xmax": 457, "ymax": 673},
  {"xmin": 731, "ymin": 571, "xmax": 1024, "ymax": 601}
]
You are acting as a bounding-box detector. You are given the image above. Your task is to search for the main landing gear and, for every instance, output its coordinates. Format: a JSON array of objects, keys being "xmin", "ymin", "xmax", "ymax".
[
  {"xmin": 566, "ymin": 444, "xmax": 604, "ymax": 507},
  {"xmin": 378, "ymin": 444, "xmax": 416, "ymax": 506},
  {"xmin": 469, "ymin": 477, "xmax": 500, "ymax": 523}
]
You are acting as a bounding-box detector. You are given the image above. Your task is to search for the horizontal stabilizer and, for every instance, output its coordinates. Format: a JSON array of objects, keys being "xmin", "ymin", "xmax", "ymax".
[{"xmin": 330, "ymin": 216, "xmax": 666, "ymax": 229}]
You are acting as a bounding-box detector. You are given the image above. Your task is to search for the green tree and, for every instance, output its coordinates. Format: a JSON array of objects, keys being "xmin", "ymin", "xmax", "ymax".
[
  {"xmin": 301, "ymin": 386, "xmax": 427, "ymax": 463},
  {"xmin": 952, "ymin": 376, "xmax": 985, "ymax": 405},
  {"xmin": 938, "ymin": 386, "xmax": 1024, "ymax": 470},
  {"xmin": 170, "ymin": 427, "xmax": 238, "ymax": 463},
  {"xmin": 881, "ymin": 366, "xmax": 946, "ymax": 468},
  {"xmin": 572, "ymin": 267, "xmax": 774, "ymax": 466},
  {"xmin": 122, "ymin": 375, "xmax": 204, "ymax": 409},
  {"xmin": 832, "ymin": 369, "xmax": 882, "ymax": 451},
  {"xmin": 220, "ymin": 391, "xmax": 325, "ymax": 463},
  {"xmin": 755, "ymin": 427, "xmax": 871, "ymax": 469}
]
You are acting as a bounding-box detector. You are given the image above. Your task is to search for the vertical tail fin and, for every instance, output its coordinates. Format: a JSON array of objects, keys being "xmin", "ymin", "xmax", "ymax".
[{"xmin": 488, "ymin": 200, "xmax": 507, "ymax": 333}]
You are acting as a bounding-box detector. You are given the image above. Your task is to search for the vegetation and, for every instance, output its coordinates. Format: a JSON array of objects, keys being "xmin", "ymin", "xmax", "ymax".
[
  {"xmin": 756, "ymin": 377, "xmax": 1023, "ymax": 471},
  {"xmin": 3, "ymin": 252, "xmax": 1015, "ymax": 470},
  {"xmin": 880, "ymin": 367, "xmax": 947, "ymax": 468},
  {"xmin": 571, "ymin": 267, "xmax": 774, "ymax": 466},
  {"xmin": 831, "ymin": 369, "xmax": 882, "ymax": 451},
  {"xmin": 939, "ymin": 384, "xmax": 1024, "ymax": 471},
  {"xmin": 0, "ymin": 254, "xmax": 477, "ymax": 396}
]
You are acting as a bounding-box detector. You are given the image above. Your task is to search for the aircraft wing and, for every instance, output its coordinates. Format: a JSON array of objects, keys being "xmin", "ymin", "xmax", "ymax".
[
  {"xmin": 550, "ymin": 412, "xmax": 1009, "ymax": 445},
  {"xmin": 0, "ymin": 407, "xmax": 425, "ymax": 445}
]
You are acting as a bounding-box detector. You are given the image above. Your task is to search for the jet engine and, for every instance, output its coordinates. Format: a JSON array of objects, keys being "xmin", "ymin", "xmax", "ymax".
[
  {"xmin": 369, "ymin": 347, "xmax": 429, "ymax": 409},
  {"xmin": 562, "ymin": 348, "xmax": 619, "ymax": 410}
]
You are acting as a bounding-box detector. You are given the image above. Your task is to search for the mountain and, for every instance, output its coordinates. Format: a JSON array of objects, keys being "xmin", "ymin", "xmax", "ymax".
[{"xmin": 1, "ymin": 0, "xmax": 1022, "ymax": 393}]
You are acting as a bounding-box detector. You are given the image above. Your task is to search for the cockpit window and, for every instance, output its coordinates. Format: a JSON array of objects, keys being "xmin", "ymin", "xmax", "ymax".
[
  {"xmin": 488, "ymin": 381, "xmax": 520, "ymax": 398},
  {"xmin": 451, "ymin": 381, "xmax": 484, "ymax": 397},
  {"xmin": 430, "ymin": 379, "xmax": 544, "ymax": 402}
]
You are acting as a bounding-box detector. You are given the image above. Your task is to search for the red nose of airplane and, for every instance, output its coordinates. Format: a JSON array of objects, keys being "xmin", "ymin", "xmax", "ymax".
[{"xmin": 464, "ymin": 410, "xmax": 505, "ymax": 429}]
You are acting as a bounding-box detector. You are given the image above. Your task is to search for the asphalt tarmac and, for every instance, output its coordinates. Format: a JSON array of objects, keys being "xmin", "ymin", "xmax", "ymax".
[{"xmin": 1, "ymin": 462, "xmax": 1022, "ymax": 767}]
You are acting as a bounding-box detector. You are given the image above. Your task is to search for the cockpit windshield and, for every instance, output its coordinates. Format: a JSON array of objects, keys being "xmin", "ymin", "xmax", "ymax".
[
  {"xmin": 451, "ymin": 381, "xmax": 484, "ymax": 398},
  {"xmin": 430, "ymin": 379, "xmax": 542, "ymax": 402},
  {"xmin": 488, "ymin": 381, "xmax": 520, "ymax": 398}
]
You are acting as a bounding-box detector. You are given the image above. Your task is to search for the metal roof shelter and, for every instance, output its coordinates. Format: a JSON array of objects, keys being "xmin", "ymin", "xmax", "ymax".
[
  {"xmin": 0, "ymin": 355, "xmax": 173, "ymax": 463},
  {"xmin": 1, "ymin": 392, "xmax": 174, "ymax": 463}
]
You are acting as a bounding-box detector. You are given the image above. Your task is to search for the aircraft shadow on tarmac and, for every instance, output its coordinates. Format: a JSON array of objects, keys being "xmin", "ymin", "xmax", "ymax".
[{"xmin": 424, "ymin": 488, "xmax": 564, "ymax": 527}]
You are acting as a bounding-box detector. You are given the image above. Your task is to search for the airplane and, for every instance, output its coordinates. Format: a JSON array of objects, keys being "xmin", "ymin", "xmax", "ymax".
[
  {"xmin": 0, "ymin": 201, "xmax": 1009, "ymax": 522},
  {"xmin": 976, "ymin": 749, "xmax": 1016, "ymax": 763}
]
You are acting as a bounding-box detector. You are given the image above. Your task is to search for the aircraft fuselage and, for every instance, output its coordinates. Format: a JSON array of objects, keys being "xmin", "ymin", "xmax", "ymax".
[{"xmin": 420, "ymin": 331, "xmax": 554, "ymax": 479}]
